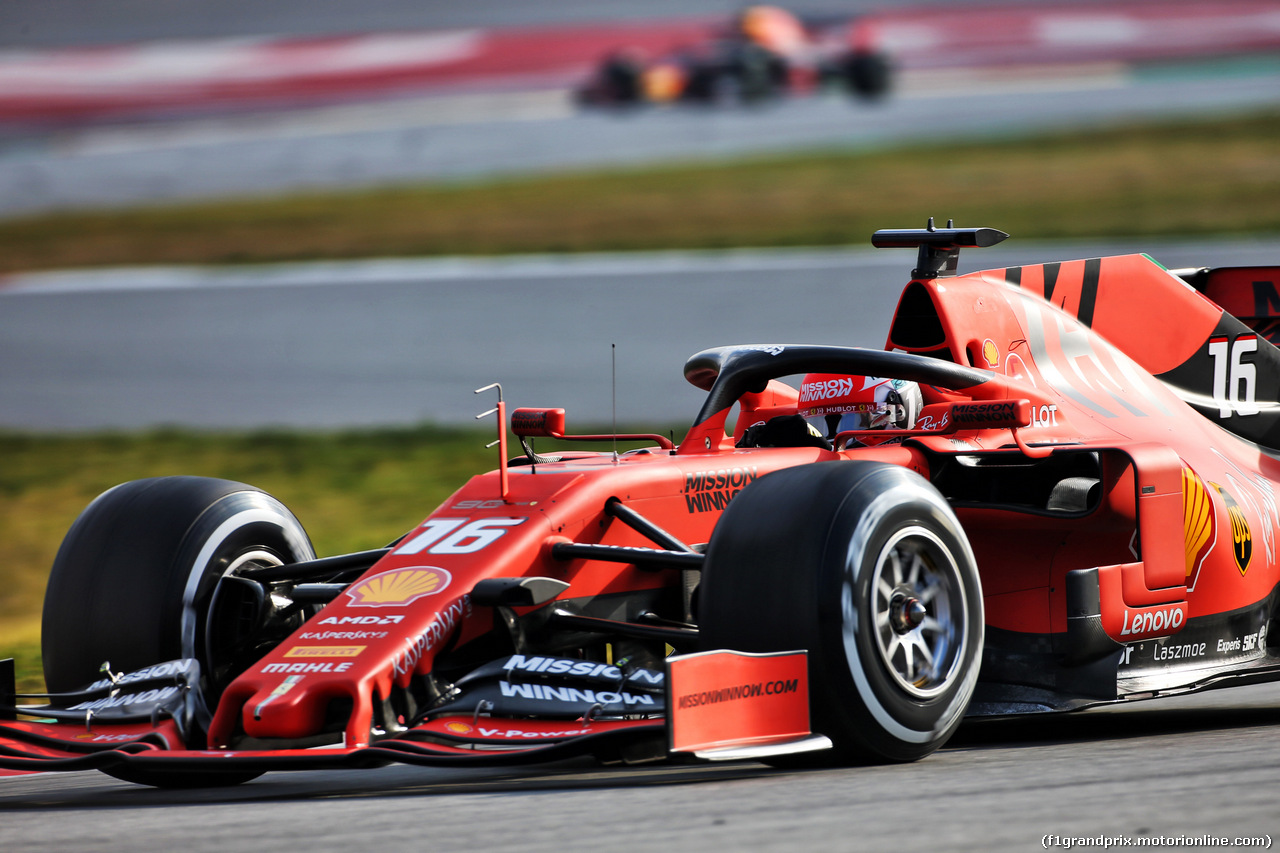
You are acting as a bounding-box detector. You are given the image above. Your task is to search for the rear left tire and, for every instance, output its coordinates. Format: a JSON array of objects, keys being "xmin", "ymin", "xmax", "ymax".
[{"xmin": 845, "ymin": 51, "xmax": 893, "ymax": 99}]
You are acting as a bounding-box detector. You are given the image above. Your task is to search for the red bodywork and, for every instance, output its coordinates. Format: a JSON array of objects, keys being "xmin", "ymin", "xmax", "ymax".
[{"xmin": 5, "ymin": 233, "xmax": 1280, "ymax": 778}]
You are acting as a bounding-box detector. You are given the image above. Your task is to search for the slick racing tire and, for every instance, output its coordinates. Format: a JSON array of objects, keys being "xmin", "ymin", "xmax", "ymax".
[
  {"xmin": 732, "ymin": 45, "xmax": 787, "ymax": 103},
  {"xmin": 41, "ymin": 477, "xmax": 315, "ymax": 787},
  {"xmin": 845, "ymin": 50, "xmax": 892, "ymax": 99},
  {"xmin": 598, "ymin": 54, "xmax": 644, "ymax": 104},
  {"xmin": 578, "ymin": 53, "xmax": 644, "ymax": 106},
  {"xmin": 699, "ymin": 461, "xmax": 982, "ymax": 764}
]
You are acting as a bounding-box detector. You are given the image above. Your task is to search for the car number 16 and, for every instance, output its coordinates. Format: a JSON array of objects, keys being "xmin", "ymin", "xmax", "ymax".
[{"xmin": 394, "ymin": 517, "xmax": 527, "ymax": 555}]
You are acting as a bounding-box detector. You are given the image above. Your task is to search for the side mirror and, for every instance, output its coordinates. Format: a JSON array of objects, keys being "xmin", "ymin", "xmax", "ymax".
[
  {"xmin": 511, "ymin": 407, "xmax": 674, "ymax": 450},
  {"xmin": 511, "ymin": 408, "xmax": 566, "ymax": 438}
]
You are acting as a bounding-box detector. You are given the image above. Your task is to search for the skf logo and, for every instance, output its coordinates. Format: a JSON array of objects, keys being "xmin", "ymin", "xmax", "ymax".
[
  {"xmin": 1182, "ymin": 466, "xmax": 1216, "ymax": 591},
  {"xmin": 345, "ymin": 568, "xmax": 451, "ymax": 607},
  {"xmin": 1211, "ymin": 483, "xmax": 1252, "ymax": 574}
]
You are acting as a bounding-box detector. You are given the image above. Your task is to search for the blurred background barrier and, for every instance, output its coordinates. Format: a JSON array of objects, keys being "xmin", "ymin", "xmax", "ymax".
[
  {"xmin": 0, "ymin": 0, "xmax": 1278, "ymax": 432},
  {"xmin": 3, "ymin": 2, "xmax": 1279, "ymax": 123}
]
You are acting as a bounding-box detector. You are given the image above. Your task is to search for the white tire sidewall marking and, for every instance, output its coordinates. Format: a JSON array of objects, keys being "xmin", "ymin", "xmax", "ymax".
[
  {"xmin": 180, "ymin": 498, "xmax": 314, "ymax": 659},
  {"xmin": 840, "ymin": 477, "xmax": 982, "ymax": 745}
]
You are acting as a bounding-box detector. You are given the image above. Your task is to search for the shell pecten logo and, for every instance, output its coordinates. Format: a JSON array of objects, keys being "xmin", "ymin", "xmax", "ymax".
[
  {"xmin": 981, "ymin": 339, "xmax": 1000, "ymax": 368},
  {"xmin": 1182, "ymin": 465, "xmax": 1215, "ymax": 586},
  {"xmin": 345, "ymin": 568, "xmax": 452, "ymax": 608}
]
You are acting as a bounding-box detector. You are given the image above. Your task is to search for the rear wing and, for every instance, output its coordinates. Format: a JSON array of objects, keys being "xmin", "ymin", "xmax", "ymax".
[{"xmin": 1175, "ymin": 266, "xmax": 1280, "ymax": 345}]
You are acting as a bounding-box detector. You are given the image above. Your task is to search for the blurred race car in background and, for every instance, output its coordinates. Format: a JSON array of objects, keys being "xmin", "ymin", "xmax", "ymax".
[{"xmin": 577, "ymin": 5, "xmax": 892, "ymax": 106}]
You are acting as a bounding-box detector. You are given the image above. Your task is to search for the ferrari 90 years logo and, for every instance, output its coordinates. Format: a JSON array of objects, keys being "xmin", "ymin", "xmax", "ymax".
[{"xmin": 345, "ymin": 568, "xmax": 451, "ymax": 607}]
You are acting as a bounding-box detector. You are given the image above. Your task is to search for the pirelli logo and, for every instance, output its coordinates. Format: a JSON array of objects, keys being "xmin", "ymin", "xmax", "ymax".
[{"xmin": 283, "ymin": 645, "xmax": 365, "ymax": 658}]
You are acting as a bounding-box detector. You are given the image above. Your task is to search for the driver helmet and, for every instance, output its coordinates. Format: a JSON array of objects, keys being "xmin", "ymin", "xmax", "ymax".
[
  {"xmin": 798, "ymin": 374, "xmax": 923, "ymax": 440},
  {"xmin": 736, "ymin": 5, "xmax": 807, "ymax": 54}
]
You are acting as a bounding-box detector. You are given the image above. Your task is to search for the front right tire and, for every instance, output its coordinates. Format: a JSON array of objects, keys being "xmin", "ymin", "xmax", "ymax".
[{"xmin": 41, "ymin": 476, "xmax": 315, "ymax": 787}]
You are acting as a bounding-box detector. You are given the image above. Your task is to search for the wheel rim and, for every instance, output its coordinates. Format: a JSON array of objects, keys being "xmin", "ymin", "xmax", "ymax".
[
  {"xmin": 185, "ymin": 548, "xmax": 283, "ymax": 661},
  {"xmin": 180, "ymin": 502, "xmax": 314, "ymax": 667},
  {"xmin": 867, "ymin": 526, "xmax": 968, "ymax": 700}
]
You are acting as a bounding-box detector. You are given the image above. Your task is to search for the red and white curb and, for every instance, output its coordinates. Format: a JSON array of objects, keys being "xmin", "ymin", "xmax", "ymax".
[
  {"xmin": 0, "ymin": 20, "xmax": 712, "ymax": 122},
  {"xmin": 876, "ymin": 1, "xmax": 1280, "ymax": 68}
]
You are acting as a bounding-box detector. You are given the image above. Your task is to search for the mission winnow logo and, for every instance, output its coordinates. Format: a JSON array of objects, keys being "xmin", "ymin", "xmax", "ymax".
[
  {"xmin": 675, "ymin": 677, "xmax": 801, "ymax": 710},
  {"xmin": 684, "ymin": 466, "xmax": 759, "ymax": 513}
]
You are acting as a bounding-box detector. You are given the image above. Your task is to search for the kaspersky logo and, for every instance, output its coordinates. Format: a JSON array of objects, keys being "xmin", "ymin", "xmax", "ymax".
[{"xmin": 345, "ymin": 568, "xmax": 451, "ymax": 607}]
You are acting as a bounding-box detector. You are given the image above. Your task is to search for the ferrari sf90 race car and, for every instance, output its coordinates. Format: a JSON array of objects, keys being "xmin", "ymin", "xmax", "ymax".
[
  {"xmin": 577, "ymin": 5, "xmax": 892, "ymax": 107},
  {"xmin": 6, "ymin": 223, "xmax": 1280, "ymax": 787}
]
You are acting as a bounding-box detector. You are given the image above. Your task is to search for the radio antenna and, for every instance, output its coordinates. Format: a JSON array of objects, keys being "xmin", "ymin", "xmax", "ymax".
[
  {"xmin": 474, "ymin": 383, "xmax": 509, "ymax": 500},
  {"xmin": 612, "ymin": 344, "xmax": 618, "ymax": 463}
]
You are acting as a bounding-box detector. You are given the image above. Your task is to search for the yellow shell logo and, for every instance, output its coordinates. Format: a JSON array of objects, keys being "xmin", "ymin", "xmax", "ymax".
[
  {"xmin": 1182, "ymin": 466, "xmax": 1215, "ymax": 589},
  {"xmin": 444, "ymin": 721, "xmax": 473, "ymax": 735},
  {"xmin": 346, "ymin": 568, "xmax": 451, "ymax": 607},
  {"xmin": 982, "ymin": 339, "xmax": 1000, "ymax": 368}
]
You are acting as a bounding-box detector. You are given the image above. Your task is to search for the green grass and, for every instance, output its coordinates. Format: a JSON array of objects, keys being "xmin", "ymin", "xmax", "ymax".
[
  {"xmin": 1, "ymin": 109, "xmax": 1279, "ymax": 273},
  {"xmin": 0, "ymin": 426, "xmax": 665, "ymax": 694},
  {"xmin": 0, "ymin": 427, "xmax": 498, "ymax": 693}
]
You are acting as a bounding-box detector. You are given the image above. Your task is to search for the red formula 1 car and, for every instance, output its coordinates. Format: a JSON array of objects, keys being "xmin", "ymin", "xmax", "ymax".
[
  {"xmin": 577, "ymin": 5, "xmax": 892, "ymax": 107},
  {"xmin": 6, "ymin": 223, "xmax": 1280, "ymax": 786}
]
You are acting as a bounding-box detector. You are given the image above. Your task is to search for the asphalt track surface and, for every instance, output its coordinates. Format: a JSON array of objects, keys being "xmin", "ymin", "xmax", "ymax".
[
  {"xmin": 2, "ymin": 681, "xmax": 1278, "ymax": 852},
  {"xmin": 4, "ymin": 238, "xmax": 1280, "ymax": 432}
]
